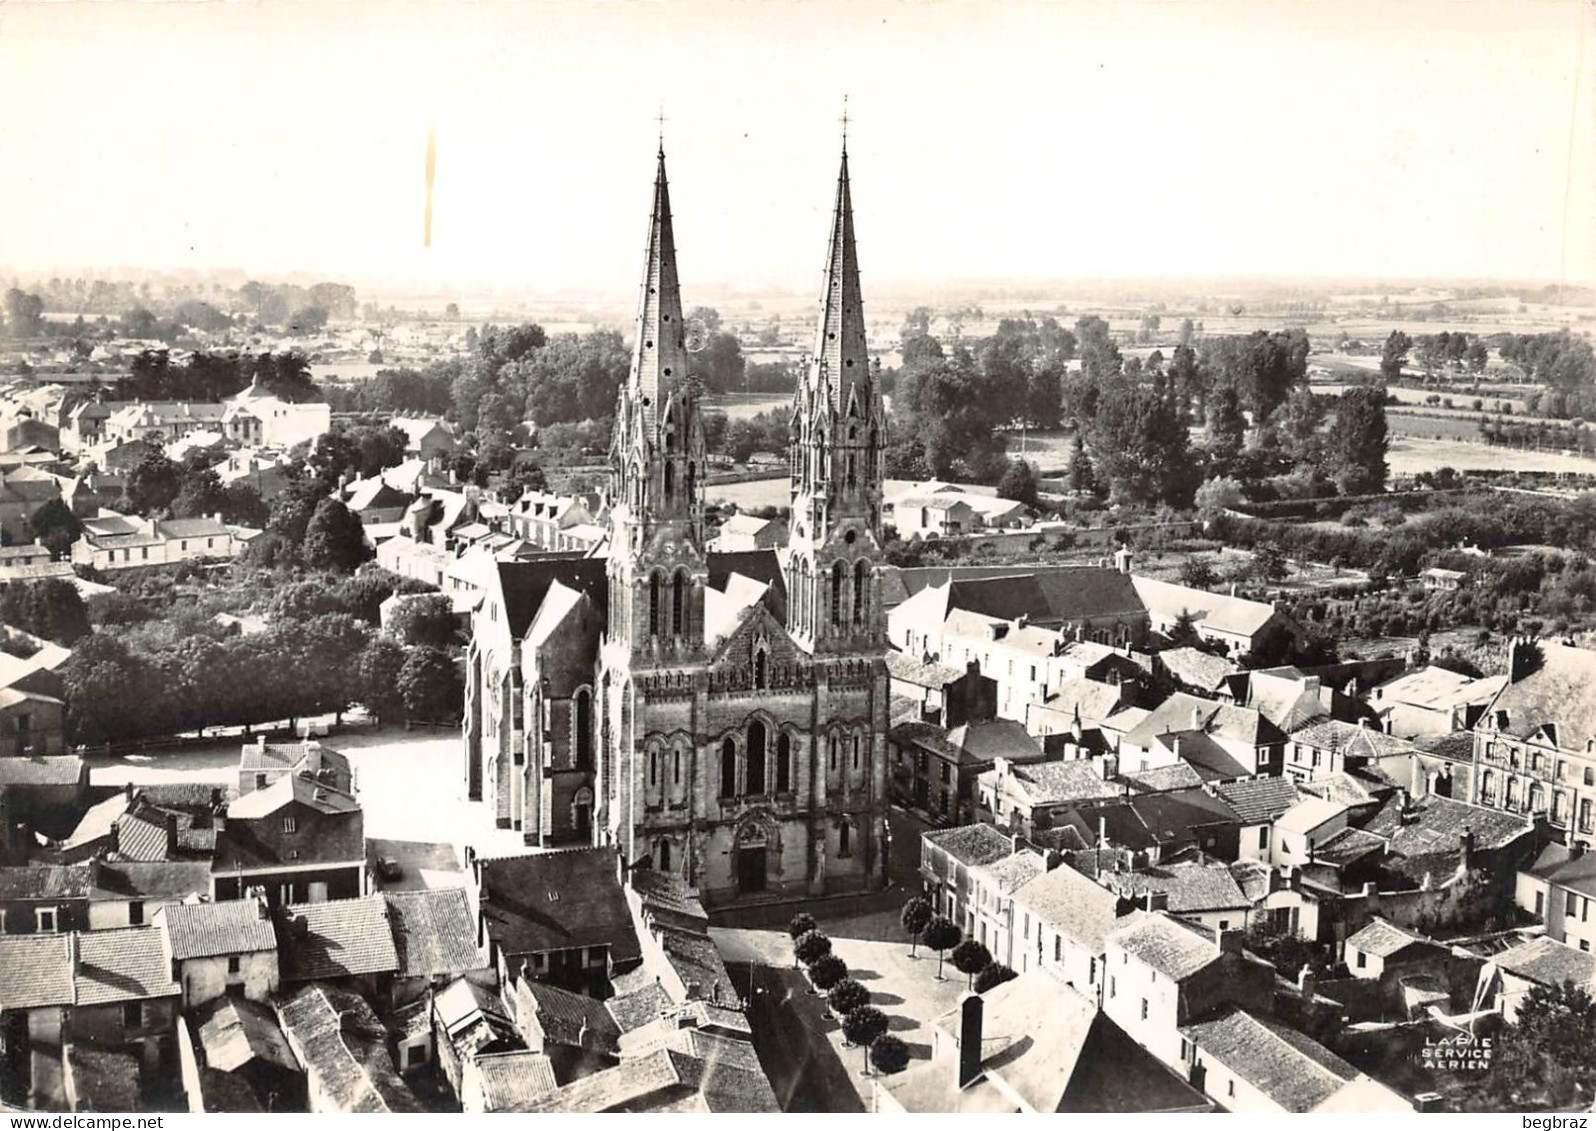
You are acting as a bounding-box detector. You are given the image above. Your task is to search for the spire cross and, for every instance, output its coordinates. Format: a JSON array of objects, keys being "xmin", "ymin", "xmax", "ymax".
[
  {"xmin": 656, "ymin": 107, "xmax": 667, "ymax": 154},
  {"xmin": 839, "ymin": 95, "xmax": 849, "ymax": 151}
]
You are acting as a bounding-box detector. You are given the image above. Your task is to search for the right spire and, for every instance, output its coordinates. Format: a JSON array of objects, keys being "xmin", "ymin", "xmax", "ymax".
[{"xmin": 810, "ymin": 144, "xmax": 870, "ymax": 408}]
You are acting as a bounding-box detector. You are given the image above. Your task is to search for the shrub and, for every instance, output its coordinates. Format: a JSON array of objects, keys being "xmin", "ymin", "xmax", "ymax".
[
  {"xmin": 788, "ymin": 912, "xmax": 818, "ymax": 941},
  {"xmin": 827, "ymin": 977, "xmax": 870, "ymax": 1017},
  {"xmin": 808, "ymin": 954, "xmax": 848, "ymax": 992},
  {"xmin": 922, "ymin": 916, "xmax": 962, "ymax": 979},
  {"xmin": 973, "ymin": 962, "xmax": 1018, "ymax": 994},
  {"xmin": 951, "ymin": 939, "xmax": 993, "ymax": 989},
  {"xmin": 900, "ymin": 896, "xmax": 933, "ymax": 957},
  {"xmin": 794, "ymin": 929, "xmax": 832, "ymax": 966},
  {"xmin": 870, "ymin": 1033, "xmax": 911, "ymax": 1075}
]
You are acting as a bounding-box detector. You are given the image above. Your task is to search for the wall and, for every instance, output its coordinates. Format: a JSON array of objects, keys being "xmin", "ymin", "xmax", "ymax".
[
  {"xmin": 177, "ymin": 950, "xmax": 279, "ymax": 1008},
  {"xmin": 1103, "ymin": 944, "xmax": 1186, "ymax": 1069},
  {"xmin": 1190, "ymin": 1047, "xmax": 1288, "ymax": 1113}
]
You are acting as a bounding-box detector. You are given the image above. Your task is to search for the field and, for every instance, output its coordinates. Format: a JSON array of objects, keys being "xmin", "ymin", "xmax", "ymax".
[
  {"xmin": 706, "ymin": 475, "xmax": 790, "ymax": 509},
  {"xmin": 1385, "ymin": 434, "xmax": 1596, "ymax": 476},
  {"xmin": 705, "ymin": 393, "xmax": 791, "ymax": 421}
]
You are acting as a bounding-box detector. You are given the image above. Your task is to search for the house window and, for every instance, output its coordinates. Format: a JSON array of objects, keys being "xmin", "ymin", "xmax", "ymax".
[
  {"xmin": 255, "ymin": 772, "xmax": 268, "ymax": 790},
  {"xmin": 1258, "ymin": 827, "xmax": 1269, "ymax": 850},
  {"xmin": 1227, "ymin": 1080, "xmax": 1235, "ymax": 1099},
  {"xmin": 1180, "ymin": 1039, "xmax": 1190, "ymax": 1061},
  {"xmin": 282, "ymin": 817, "xmax": 297, "ymax": 834},
  {"xmin": 1569, "ymin": 892, "xmax": 1580, "ymax": 917},
  {"xmin": 1356, "ymin": 951, "xmax": 1367, "ymax": 969},
  {"xmin": 128, "ymin": 901, "xmax": 144, "ymax": 926},
  {"xmin": 228, "ymin": 955, "xmax": 242, "ymax": 975},
  {"xmin": 1054, "ymin": 936, "xmax": 1063, "ymax": 961},
  {"xmin": 1140, "ymin": 999, "xmax": 1148, "ymax": 1021},
  {"xmin": 36, "ymin": 907, "xmax": 57, "ymax": 933},
  {"xmin": 1583, "ymin": 940, "xmax": 1592, "ymax": 953},
  {"xmin": 1587, "ymin": 767, "xmax": 1596, "ymax": 787},
  {"xmin": 123, "ymin": 1002, "xmax": 142, "ymax": 1029}
]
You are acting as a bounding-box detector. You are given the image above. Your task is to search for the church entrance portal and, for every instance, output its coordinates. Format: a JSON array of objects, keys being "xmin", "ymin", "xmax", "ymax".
[{"xmin": 737, "ymin": 845, "xmax": 768, "ymax": 893}]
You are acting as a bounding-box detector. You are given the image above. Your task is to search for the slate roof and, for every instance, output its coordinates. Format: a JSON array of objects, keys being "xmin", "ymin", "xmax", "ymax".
[
  {"xmin": 923, "ymin": 823, "xmax": 1015, "ymax": 868},
  {"xmin": 477, "ymin": 848, "xmax": 640, "ymax": 965},
  {"xmin": 1012, "ymin": 860, "xmax": 1121, "ymax": 951},
  {"xmin": 1495, "ymin": 936, "xmax": 1596, "ymax": 989},
  {"xmin": 1345, "ymin": 917, "xmax": 1432, "ymax": 959},
  {"xmin": 76, "ymin": 927, "xmax": 180, "ymax": 1005},
  {"xmin": 92, "ymin": 861, "xmax": 213, "ymax": 901},
  {"xmin": 1486, "ymin": 642, "xmax": 1596, "ymax": 747},
  {"xmin": 1213, "ymin": 777, "xmax": 1300, "ymax": 824},
  {"xmin": 161, "ymin": 899, "xmax": 277, "ymax": 960},
  {"xmin": 1105, "ymin": 861, "xmax": 1250, "ymax": 913},
  {"xmin": 1311, "ymin": 826, "xmax": 1387, "ymax": 868},
  {"xmin": 493, "ymin": 557, "xmax": 610, "ymax": 638},
  {"xmin": 1133, "ymin": 576, "xmax": 1280, "ymax": 637},
  {"xmin": 1525, "ymin": 843, "xmax": 1596, "ymax": 898},
  {"xmin": 947, "ymin": 718, "xmax": 1046, "ymax": 763},
  {"xmin": 471, "ymin": 1050, "xmax": 560, "ymax": 1111},
  {"xmin": 279, "ymin": 895, "xmax": 400, "ymax": 981},
  {"xmin": 383, "ymin": 888, "xmax": 482, "ymax": 979},
  {"xmin": 1180, "ymin": 1008, "xmax": 1359, "ymax": 1112},
  {"xmin": 0, "ymin": 933, "xmax": 75, "ymax": 1009}
]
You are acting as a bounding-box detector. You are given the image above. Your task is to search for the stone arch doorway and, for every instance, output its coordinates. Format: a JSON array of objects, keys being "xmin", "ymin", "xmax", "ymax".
[
  {"xmin": 572, "ymin": 787, "xmax": 594, "ymax": 841},
  {"xmin": 735, "ymin": 821, "xmax": 768, "ymax": 895}
]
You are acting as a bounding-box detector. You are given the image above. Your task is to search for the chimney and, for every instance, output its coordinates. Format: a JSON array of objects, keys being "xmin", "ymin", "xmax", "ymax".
[
  {"xmin": 258, "ymin": 735, "xmax": 268, "ymax": 750},
  {"xmin": 124, "ymin": 782, "xmax": 134, "ymax": 803},
  {"xmin": 1145, "ymin": 890, "xmax": 1169, "ymax": 913},
  {"xmin": 1172, "ymin": 736, "xmax": 1182, "ymax": 760},
  {"xmin": 1217, "ymin": 927, "xmax": 1243, "ymax": 956},
  {"xmin": 1192, "ymin": 706, "xmax": 1204, "ymax": 731},
  {"xmin": 956, "ymin": 994, "xmax": 984, "ymax": 1089},
  {"xmin": 1297, "ymin": 964, "xmax": 1317, "ymax": 1000},
  {"xmin": 165, "ymin": 811, "xmax": 178, "ymax": 857},
  {"xmin": 1460, "ymin": 826, "xmax": 1476, "ymax": 870},
  {"xmin": 1573, "ymin": 841, "xmax": 1588, "ymax": 860},
  {"xmin": 212, "ymin": 804, "xmax": 226, "ymax": 835}
]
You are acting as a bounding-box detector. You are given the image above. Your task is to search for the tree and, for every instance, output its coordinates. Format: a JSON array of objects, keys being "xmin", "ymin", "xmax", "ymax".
[
  {"xmin": 808, "ymin": 954, "xmax": 848, "ymax": 992},
  {"xmin": 169, "ymin": 467, "xmax": 228, "ymax": 521},
  {"xmin": 997, "ymin": 459, "xmax": 1039, "ymax": 508},
  {"xmin": 973, "ymin": 962, "xmax": 1018, "ymax": 994},
  {"xmin": 1067, "ymin": 433, "xmax": 1097, "ymax": 495},
  {"xmin": 900, "ymin": 896, "xmax": 933, "ymax": 958},
  {"xmin": 1250, "ymin": 542, "xmax": 1289, "ymax": 583},
  {"xmin": 396, "ymin": 645, "xmax": 461, "ymax": 723},
  {"xmin": 827, "ymin": 977, "xmax": 869, "ymax": 1017},
  {"xmin": 1380, "ymin": 330, "xmax": 1412, "ymax": 381},
  {"xmin": 294, "ymin": 613, "xmax": 372, "ymax": 722},
  {"xmin": 1455, "ymin": 980, "xmax": 1596, "ymax": 1111},
  {"xmin": 1193, "ymin": 476, "xmax": 1243, "ymax": 516},
  {"xmin": 842, "ymin": 1006, "xmax": 889, "ymax": 1075},
  {"xmin": 124, "ymin": 451, "xmax": 183, "ymax": 515},
  {"xmin": 951, "ymin": 938, "xmax": 993, "ymax": 989},
  {"xmin": 788, "ymin": 912, "xmax": 818, "ymax": 941},
  {"xmin": 870, "ymin": 1033, "xmax": 910, "ymax": 1075},
  {"xmin": 1087, "ymin": 379, "xmax": 1193, "ymax": 506},
  {"xmin": 357, "ymin": 636, "xmax": 408, "ymax": 723},
  {"xmin": 1204, "ymin": 383, "xmax": 1247, "ymax": 466},
  {"xmin": 1325, "ymin": 386, "xmax": 1389, "ymax": 495},
  {"xmin": 0, "ymin": 579, "xmax": 90, "ymax": 644},
  {"xmin": 25, "ymin": 498, "xmax": 82, "ymax": 559},
  {"xmin": 302, "ymin": 498, "xmax": 371, "ymax": 573},
  {"xmin": 794, "ymin": 929, "xmax": 832, "ymax": 966},
  {"xmin": 387, "ymin": 594, "xmax": 458, "ymax": 649},
  {"xmin": 1179, "ymin": 557, "xmax": 1219, "ymax": 590},
  {"xmin": 922, "ymin": 916, "xmax": 961, "ymax": 980}
]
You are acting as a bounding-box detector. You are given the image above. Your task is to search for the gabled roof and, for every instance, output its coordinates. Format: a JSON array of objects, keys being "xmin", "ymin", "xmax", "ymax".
[
  {"xmin": 1360, "ymin": 793, "xmax": 1531, "ymax": 881},
  {"xmin": 1160, "ymin": 647, "xmax": 1240, "ymax": 692},
  {"xmin": 1525, "ymin": 843, "xmax": 1596, "ymax": 898},
  {"xmin": 276, "ymin": 983, "xmax": 423, "ymax": 1113},
  {"xmin": 1213, "ymin": 777, "xmax": 1300, "ymax": 825},
  {"xmin": 1345, "ymin": 917, "xmax": 1432, "ymax": 959},
  {"xmin": 1012, "ymin": 861, "xmax": 1121, "ymax": 951},
  {"xmin": 947, "ymin": 718, "xmax": 1045, "ymax": 763},
  {"xmin": 1494, "ymin": 936, "xmax": 1596, "ymax": 989},
  {"xmin": 160, "ymin": 899, "xmax": 277, "ymax": 960},
  {"xmin": 1104, "ymin": 861, "xmax": 1250, "ymax": 914},
  {"xmin": 923, "ymin": 823, "xmax": 1015, "ymax": 868},
  {"xmin": 1180, "ymin": 1008, "xmax": 1361, "ymax": 1113},
  {"xmin": 971, "ymin": 851, "xmax": 1047, "ymax": 896},
  {"xmin": 0, "ymin": 863, "xmax": 94, "ymax": 900},
  {"xmin": 522, "ymin": 980, "xmax": 622, "ymax": 1055},
  {"xmin": 383, "ymin": 888, "xmax": 483, "ymax": 980},
  {"xmin": 477, "ymin": 848, "xmax": 640, "ymax": 965},
  {"xmin": 1107, "ymin": 911, "xmax": 1223, "ymax": 981},
  {"xmin": 470, "ymin": 1050, "xmax": 559, "ymax": 1111},
  {"xmin": 0, "ymin": 933, "xmax": 75, "ymax": 1009},
  {"xmin": 1133, "ymin": 576, "xmax": 1280, "ymax": 638},
  {"xmin": 1276, "ymin": 796, "xmax": 1351, "ymax": 836},
  {"xmin": 279, "ymin": 895, "xmax": 399, "ymax": 981},
  {"xmin": 1484, "ymin": 642, "xmax": 1596, "ymax": 746},
  {"xmin": 0, "ymin": 754, "xmax": 84, "ymax": 786},
  {"xmin": 196, "ymin": 995, "xmax": 298, "ymax": 1074},
  {"xmin": 991, "ymin": 759, "xmax": 1121, "ymax": 807},
  {"xmin": 885, "ymin": 649, "xmax": 965, "ymax": 689},
  {"xmin": 75, "ymin": 927, "xmax": 180, "ymax": 1005},
  {"xmin": 492, "ymin": 556, "xmax": 609, "ymax": 638}
]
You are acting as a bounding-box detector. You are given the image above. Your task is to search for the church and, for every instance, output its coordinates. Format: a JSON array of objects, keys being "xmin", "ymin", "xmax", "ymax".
[{"xmin": 463, "ymin": 138, "xmax": 890, "ymax": 907}]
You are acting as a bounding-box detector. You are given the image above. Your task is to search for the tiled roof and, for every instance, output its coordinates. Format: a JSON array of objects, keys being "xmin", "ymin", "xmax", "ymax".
[
  {"xmin": 161, "ymin": 899, "xmax": 277, "ymax": 960},
  {"xmin": 196, "ymin": 995, "xmax": 298, "ymax": 1074},
  {"xmin": 1180, "ymin": 1008, "xmax": 1358, "ymax": 1112},
  {"xmin": 946, "ymin": 718, "xmax": 1045, "ymax": 763},
  {"xmin": 75, "ymin": 927, "xmax": 181, "ymax": 1005},
  {"xmin": 1277, "ymin": 796, "xmax": 1350, "ymax": 836},
  {"xmin": 1123, "ymin": 763, "xmax": 1206, "ymax": 794},
  {"xmin": 276, "ymin": 983, "xmax": 423, "ymax": 1113},
  {"xmin": 1361, "ymin": 794, "xmax": 1531, "ymax": 880},
  {"xmin": 92, "ymin": 861, "xmax": 212, "ymax": 900},
  {"xmin": 607, "ymin": 983, "xmax": 675, "ymax": 1033},
  {"xmin": 1311, "ymin": 826, "xmax": 1387, "ymax": 868},
  {"xmin": 384, "ymin": 888, "xmax": 482, "ymax": 979},
  {"xmin": 1012, "ymin": 861, "xmax": 1121, "ymax": 951},
  {"xmin": 1495, "ymin": 936, "xmax": 1596, "ymax": 989},
  {"xmin": 1000, "ymin": 759, "xmax": 1121, "ymax": 806},
  {"xmin": 0, "ymin": 933, "xmax": 75, "ymax": 1008},
  {"xmin": 477, "ymin": 848, "xmax": 640, "ymax": 965},
  {"xmin": 0, "ymin": 754, "xmax": 84, "ymax": 786},
  {"xmin": 523, "ymin": 980, "xmax": 622, "ymax": 1055},
  {"xmin": 885, "ymin": 650, "xmax": 965, "ymax": 689},
  {"xmin": 1345, "ymin": 917, "xmax": 1430, "ymax": 959},
  {"xmin": 0, "ymin": 863, "xmax": 93, "ymax": 900},
  {"xmin": 1107, "ymin": 911, "xmax": 1222, "ymax": 981},
  {"xmin": 279, "ymin": 895, "xmax": 399, "ymax": 981},
  {"xmin": 1160, "ymin": 647, "xmax": 1239, "ymax": 691},
  {"xmin": 972, "ymin": 851, "xmax": 1047, "ymax": 896},
  {"xmin": 1485, "ymin": 642, "xmax": 1596, "ymax": 746},
  {"xmin": 1105, "ymin": 861, "xmax": 1249, "ymax": 914},
  {"xmin": 1133, "ymin": 576, "xmax": 1279, "ymax": 637},
  {"xmin": 1525, "ymin": 843, "xmax": 1596, "ymax": 898},
  {"xmin": 1214, "ymin": 777, "xmax": 1300, "ymax": 824},
  {"xmin": 472, "ymin": 1051, "xmax": 560, "ymax": 1112},
  {"xmin": 923, "ymin": 823, "xmax": 1016, "ymax": 867}
]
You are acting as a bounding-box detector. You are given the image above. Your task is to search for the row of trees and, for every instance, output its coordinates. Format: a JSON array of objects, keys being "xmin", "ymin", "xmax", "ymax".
[
  {"xmin": 787, "ymin": 915, "xmax": 906, "ymax": 1077},
  {"xmin": 111, "ymin": 348, "xmax": 319, "ymax": 403}
]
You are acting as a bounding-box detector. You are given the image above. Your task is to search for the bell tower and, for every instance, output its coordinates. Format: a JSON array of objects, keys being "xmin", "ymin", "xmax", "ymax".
[
  {"xmin": 608, "ymin": 145, "xmax": 709, "ymax": 663},
  {"xmin": 786, "ymin": 143, "xmax": 886, "ymax": 655}
]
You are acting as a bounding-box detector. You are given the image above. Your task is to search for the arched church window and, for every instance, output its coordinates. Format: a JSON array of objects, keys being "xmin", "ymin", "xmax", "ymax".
[
  {"xmin": 828, "ymin": 735, "xmax": 838, "ymax": 773},
  {"xmin": 852, "ymin": 732, "xmax": 862, "ymax": 772},
  {"xmin": 831, "ymin": 563, "xmax": 844, "ymax": 626},
  {"xmin": 648, "ymin": 573, "xmax": 663, "ymax": 638},
  {"xmin": 673, "ymin": 747, "xmax": 681, "ymax": 785},
  {"xmin": 747, "ymin": 721, "xmax": 767, "ymax": 795},
  {"xmin": 686, "ymin": 461, "xmax": 695, "ymax": 499},
  {"xmin": 838, "ymin": 820, "xmax": 852, "ymax": 858},
  {"xmin": 721, "ymin": 738, "xmax": 737, "ymax": 798},
  {"xmin": 649, "ymin": 748, "xmax": 658, "ymax": 788},
  {"xmin": 754, "ymin": 649, "xmax": 768, "ymax": 690},
  {"xmin": 672, "ymin": 570, "xmax": 687, "ymax": 637},
  {"xmin": 664, "ymin": 461, "xmax": 674, "ymax": 501},
  {"xmin": 854, "ymin": 560, "xmax": 868, "ymax": 625},
  {"xmin": 777, "ymin": 732, "xmax": 792, "ymax": 793},
  {"xmin": 658, "ymin": 839, "xmax": 672, "ymax": 873}
]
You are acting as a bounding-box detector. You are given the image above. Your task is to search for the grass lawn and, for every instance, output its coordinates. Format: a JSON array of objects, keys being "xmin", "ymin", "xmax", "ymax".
[{"xmin": 713, "ymin": 927, "xmax": 970, "ymax": 1111}]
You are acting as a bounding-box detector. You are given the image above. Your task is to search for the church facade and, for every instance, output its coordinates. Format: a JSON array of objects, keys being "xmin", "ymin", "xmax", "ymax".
[{"xmin": 463, "ymin": 141, "xmax": 889, "ymax": 907}]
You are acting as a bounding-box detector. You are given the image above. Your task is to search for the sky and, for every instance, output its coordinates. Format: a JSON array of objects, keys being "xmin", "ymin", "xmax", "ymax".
[{"xmin": 1, "ymin": 0, "xmax": 1592, "ymax": 298}]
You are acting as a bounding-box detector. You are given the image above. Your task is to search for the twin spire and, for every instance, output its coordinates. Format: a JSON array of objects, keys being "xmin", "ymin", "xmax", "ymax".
[{"xmin": 630, "ymin": 122, "xmax": 869, "ymax": 422}]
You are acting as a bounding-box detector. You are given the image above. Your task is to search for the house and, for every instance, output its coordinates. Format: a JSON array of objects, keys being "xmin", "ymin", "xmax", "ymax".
[
  {"xmin": 1270, "ymin": 796, "xmax": 1352, "ymax": 868},
  {"xmin": 276, "ymin": 894, "xmax": 400, "ymax": 994},
  {"xmin": 71, "ymin": 514, "xmax": 240, "ymax": 571},
  {"xmin": 0, "ymin": 755, "xmax": 87, "ymax": 832},
  {"xmin": 1101, "ymin": 912, "xmax": 1275, "ymax": 1072},
  {"xmin": 878, "ymin": 973, "xmax": 1211, "ymax": 1113},
  {"xmin": 1071, "ymin": 787, "xmax": 1244, "ymax": 866},
  {"xmin": 1471, "ymin": 641, "xmax": 1596, "ymax": 843},
  {"xmin": 1101, "ymin": 861, "xmax": 1252, "ymax": 933},
  {"xmin": 211, "ymin": 771, "xmax": 365, "ymax": 905},
  {"xmin": 1490, "ymin": 935, "xmax": 1596, "ymax": 1022},
  {"xmin": 432, "ymin": 976, "xmax": 526, "ymax": 1102},
  {"xmin": 238, "ymin": 739, "xmax": 353, "ymax": 799},
  {"xmin": 274, "ymin": 983, "xmax": 422, "ymax": 1113},
  {"xmin": 474, "ymin": 848, "xmax": 642, "ymax": 999},
  {"xmin": 220, "ymin": 380, "xmax": 330, "ymax": 449},
  {"xmin": 1213, "ymin": 777, "xmax": 1299, "ymax": 863},
  {"xmin": 156, "ymin": 898, "xmax": 279, "ymax": 1007},
  {"xmin": 457, "ymin": 1048, "xmax": 558, "ymax": 1113},
  {"xmin": 709, "ymin": 512, "xmax": 787, "ymax": 553},
  {"xmin": 919, "ymin": 824, "xmax": 1019, "ymax": 931},
  {"xmin": 517, "ymin": 1040, "xmax": 778, "ymax": 1113},
  {"xmin": 1008, "ymin": 857, "xmax": 1122, "ymax": 995},
  {"xmin": 510, "ymin": 979, "xmax": 622, "ymax": 1082},
  {"xmin": 1132, "ymin": 576, "xmax": 1294, "ymax": 658},
  {"xmin": 1158, "ymin": 647, "xmax": 1240, "ymax": 696},
  {"xmin": 1117, "ymin": 693, "xmax": 1285, "ymax": 779},
  {"xmin": 891, "ymin": 717, "xmax": 1050, "ymax": 826},
  {"xmin": 1420, "ymin": 567, "xmax": 1466, "ymax": 592},
  {"xmin": 507, "ymin": 490, "xmax": 604, "ymax": 554},
  {"xmin": 620, "ymin": 870, "xmax": 741, "ymax": 1009},
  {"xmin": 967, "ymin": 850, "xmax": 1049, "ymax": 965},
  {"xmin": 1180, "ymin": 1007, "xmax": 1410, "ymax": 1113},
  {"xmin": 100, "ymin": 401, "xmax": 225, "ymax": 446},
  {"xmin": 1372, "ymin": 665, "xmax": 1505, "ymax": 739},
  {"xmin": 1237, "ymin": 666, "xmax": 1376, "ymax": 733},
  {"xmin": 187, "ymin": 995, "xmax": 305, "ymax": 1113},
  {"xmin": 0, "ymin": 863, "xmax": 94, "ymax": 935},
  {"xmin": 1024, "ymin": 677, "xmax": 1132, "ymax": 740},
  {"xmin": 1285, "ymin": 718, "xmax": 1416, "ymax": 783},
  {"xmin": 977, "ymin": 756, "xmax": 1122, "ymax": 839},
  {"xmin": 1342, "ymin": 917, "xmax": 1449, "ymax": 980},
  {"xmin": 86, "ymin": 860, "xmax": 213, "ymax": 930},
  {"xmin": 1516, "ymin": 841, "xmax": 1596, "ymax": 951},
  {"xmin": 885, "ymin": 652, "xmax": 995, "ymax": 729},
  {"xmin": 391, "ymin": 416, "xmax": 459, "ymax": 465},
  {"xmin": 383, "ymin": 887, "xmax": 488, "ymax": 1008}
]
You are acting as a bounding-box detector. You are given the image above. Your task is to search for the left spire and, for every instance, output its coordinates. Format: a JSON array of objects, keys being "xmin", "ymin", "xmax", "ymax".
[{"xmin": 629, "ymin": 140, "xmax": 689, "ymax": 425}]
